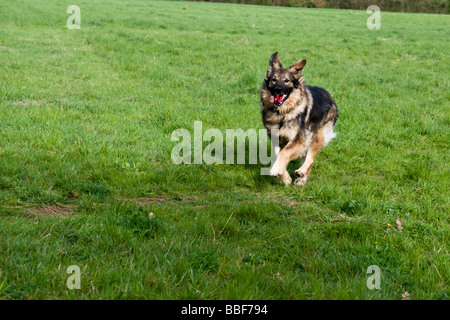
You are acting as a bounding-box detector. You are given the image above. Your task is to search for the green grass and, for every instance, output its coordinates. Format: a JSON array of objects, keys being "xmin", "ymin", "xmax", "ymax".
[{"xmin": 0, "ymin": 0, "xmax": 449, "ymax": 300}]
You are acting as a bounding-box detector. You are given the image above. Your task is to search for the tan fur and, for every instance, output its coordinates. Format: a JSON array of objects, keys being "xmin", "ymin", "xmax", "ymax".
[
  {"xmin": 261, "ymin": 52, "xmax": 338, "ymax": 186},
  {"xmin": 294, "ymin": 123, "xmax": 329, "ymax": 185}
]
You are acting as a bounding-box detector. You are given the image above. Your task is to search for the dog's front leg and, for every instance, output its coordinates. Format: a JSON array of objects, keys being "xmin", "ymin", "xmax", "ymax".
[
  {"xmin": 270, "ymin": 135, "xmax": 307, "ymax": 185},
  {"xmin": 269, "ymin": 134, "xmax": 283, "ymax": 177},
  {"xmin": 270, "ymin": 156, "xmax": 292, "ymax": 185},
  {"xmin": 270, "ymin": 155, "xmax": 289, "ymax": 184},
  {"xmin": 272, "ymin": 141, "xmax": 281, "ymax": 159},
  {"xmin": 269, "ymin": 132, "xmax": 291, "ymax": 184}
]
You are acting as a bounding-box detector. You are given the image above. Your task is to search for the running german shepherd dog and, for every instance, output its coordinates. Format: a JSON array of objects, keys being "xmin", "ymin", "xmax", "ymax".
[{"xmin": 261, "ymin": 52, "xmax": 338, "ymax": 185}]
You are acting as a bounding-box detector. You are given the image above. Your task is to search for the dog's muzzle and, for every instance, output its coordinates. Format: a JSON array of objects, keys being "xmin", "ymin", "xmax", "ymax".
[{"xmin": 269, "ymin": 94, "xmax": 288, "ymax": 107}]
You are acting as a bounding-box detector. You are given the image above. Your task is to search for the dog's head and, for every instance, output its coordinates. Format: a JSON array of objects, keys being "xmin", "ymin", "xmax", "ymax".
[{"xmin": 263, "ymin": 52, "xmax": 306, "ymax": 108}]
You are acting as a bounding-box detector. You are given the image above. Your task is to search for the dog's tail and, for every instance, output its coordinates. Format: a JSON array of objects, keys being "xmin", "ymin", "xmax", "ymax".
[{"xmin": 323, "ymin": 121, "xmax": 337, "ymax": 147}]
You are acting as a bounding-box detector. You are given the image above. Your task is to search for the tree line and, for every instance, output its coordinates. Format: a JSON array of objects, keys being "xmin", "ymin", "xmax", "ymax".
[{"xmin": 189, "ymin": 0, "xmax": 449, "ymax": 14}]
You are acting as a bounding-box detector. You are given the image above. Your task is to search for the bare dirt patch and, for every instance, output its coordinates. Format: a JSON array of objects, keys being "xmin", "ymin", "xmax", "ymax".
[
  {"xmin": 116, "ymin": 195, "xmax": 200, "ymax": 206},
  {"xmin": 117, "ymin": 196, "xmax": 166, "ymax": 206},
  {"xmin": 12, "ymin": 100, "xmax": 43, "ymax": 107},
  {"xmin": 27, "ymin": 204, "xmax": 75, "ymax": 218}
]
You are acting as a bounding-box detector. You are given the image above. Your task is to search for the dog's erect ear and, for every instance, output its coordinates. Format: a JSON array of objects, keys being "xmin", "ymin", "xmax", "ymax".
[
  {"xmin": 269, "ymin": 52, "xmax": 282, "ymax": 69},
  {"xmin": 266, "ymin": 52, "xmax": 282, "ymax": 78},
  {"xmin": 288, "ymin": 59, "xmax": 307, "ymax": 79}
]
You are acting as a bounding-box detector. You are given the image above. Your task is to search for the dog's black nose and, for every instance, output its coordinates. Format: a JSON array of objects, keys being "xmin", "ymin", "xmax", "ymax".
[{"xmin": 273, "ymin": 85, "xmax": 284, "ymax": 94}]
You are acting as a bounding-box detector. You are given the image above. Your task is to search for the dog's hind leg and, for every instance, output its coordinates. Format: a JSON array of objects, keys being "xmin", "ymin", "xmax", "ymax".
[
  {"xmin": 294, "ymin": 121, "xmax": 335, "ymax": 186},
  {"xmin": 294, "ymin": 139, "xmax": 323, "ymax": 186}
]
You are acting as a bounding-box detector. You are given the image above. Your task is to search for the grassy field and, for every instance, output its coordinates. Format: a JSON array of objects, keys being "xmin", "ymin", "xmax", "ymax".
[{"xmin": 0, "ymin": 0, "xmax": 448, "ymax": 300}]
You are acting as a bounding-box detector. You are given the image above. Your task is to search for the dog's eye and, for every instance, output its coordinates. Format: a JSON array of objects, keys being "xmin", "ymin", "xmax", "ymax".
[
  {"xmin": 271, "ymin": 78, "xmax": 277, "ymax": 82},
  {"xmin": 284, "ymin": 79, "xmax": 290, "ymax": 83}
]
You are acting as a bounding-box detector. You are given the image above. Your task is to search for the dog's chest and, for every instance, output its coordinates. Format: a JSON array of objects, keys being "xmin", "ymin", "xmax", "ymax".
[
  {"xmin": 278, "ymin": 118, "xmax": 299, "ymax": 141},
  {"xmin": 264, "ymin": 113, "xmax": 299, "ymax": 141}
]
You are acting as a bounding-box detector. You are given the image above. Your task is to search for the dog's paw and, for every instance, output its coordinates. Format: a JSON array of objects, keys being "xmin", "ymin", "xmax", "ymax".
[
  {"xmin": 294, "ymin": 176, "xmax": 307, "ymax": 186},
  {"xmin": 280, "ymin": 173, "xmax": 292, "ymax": 185},
  {"xmin": 270, "ymin": 161, "xmax": 280, "ymax": 177},
  {"xmin": 294, "ymin": 168, "xmax": 306, "ymax": 178}
]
